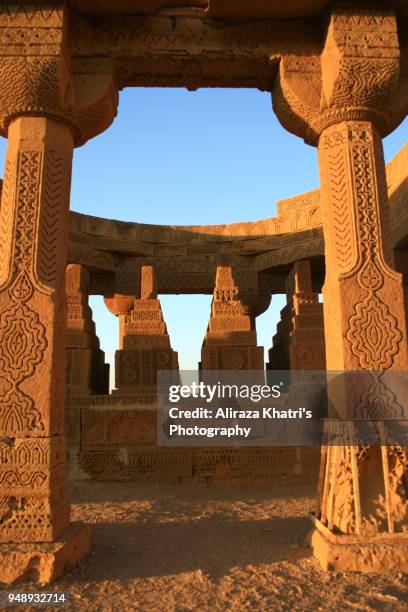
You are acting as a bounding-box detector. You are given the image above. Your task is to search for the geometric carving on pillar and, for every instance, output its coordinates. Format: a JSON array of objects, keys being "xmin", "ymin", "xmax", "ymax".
[
  {"xmin": 0, "ymin": 1, "xmax": 118, "ymax": 584},
  {"xmin": 318, "ymin": 122, "xmax": 408, "ymax": 374},
  {"xmin": 0, "ymin": 2, "xmax": 118, "ymax": 148},
  {"xmin": 272, "ymin": 3, "xmax": 408, "ymax": 572},
  {"xmin": 105, "ymin": 266, "xmax": 179, "ymax": 398},
  {"xmin": 314, "ymin": 120, "xmax": 408, "ymax": 571},
  {"xmin": 0, "ymin": 117, "xmax": 91, "ymax": 580},
  {"xmin": 200, "ymin": 266, "xmax": 264, "ymax": 371},
  {"xmin": 0, "ymin": 436, "xmax": 70, "ymax": 544},
  {"xmin": 65, "ymin": 263, "xmax": 109, "ymax": 447},
  {"xmin": 0, "ymin": 118, "xmax": 74, "ymax": 439},
  {"xmin": 312, "ymin": 443, "xmax": 408, "ymax": 572},
  {"xmin": 66, "ymin": 263, "xmax": 109, "ymax": 397},
  {"xmin": 318, "ymin": 444, "xmax": 408, "ymax": 538},
  {"xmin": 267, "ymin": 260, "xmax": 326, "ymax": 371}
]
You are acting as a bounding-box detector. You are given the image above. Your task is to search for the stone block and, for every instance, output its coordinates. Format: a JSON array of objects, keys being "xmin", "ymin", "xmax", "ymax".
[{"xmin": 0, "ymin": 524, "xmax": 90, "ymax": 585}]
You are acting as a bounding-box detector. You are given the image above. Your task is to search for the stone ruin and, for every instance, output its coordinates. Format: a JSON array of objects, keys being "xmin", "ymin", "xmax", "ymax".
[
  {"xmin": 268, "ymin": 260, "xmax": 325, "ymax": 372},
  {"xmin": 0, "ymin": 0, "xmax": 408, "ymax": 584},
  {"xmin": 200, "ymin": 266, "xmax": 264, "ymax": 372},
  {"xmin": 105, "ymin": 266, "xmax": 179, "ymax": 398}
]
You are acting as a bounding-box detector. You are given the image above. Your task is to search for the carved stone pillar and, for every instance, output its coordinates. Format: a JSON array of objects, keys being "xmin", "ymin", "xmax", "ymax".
[
  {"xmin": 0, "ymin": 115, "xmax": 73, "ymax": 545},
  {"xmin": 318, "ymin": 121, "xmax": 407, "ymax": 371},
  {"xmin": 66, "ymin": 264, "xmax": 109, "ymax": 397},
  {"xmin": 65, "ymin": 264, "xmax": 109, "ymax": 446},
  {"xmin": 0, "ymin": 1, "xmax": 118, "ymax": 584},
  {"xmin": 200, "ymin": 266, "xmax": 264, "ymax": 371},
  {"xmin": 105, "ymin": 266, "xmax": 179, "ymax": 399},
  {"xmin": 273, "ymin": 4, "xmax": 408, "ymax": 572},
  {"xmin": 268, "ymin": 260, "xmax": 325, "ymax": 371}
]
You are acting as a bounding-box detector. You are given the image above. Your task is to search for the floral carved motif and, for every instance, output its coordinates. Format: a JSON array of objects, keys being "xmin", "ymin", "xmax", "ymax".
[
  {"xmin": 344, "ymin": 127, "xmax": 402, "ymax": 371},
  {"xmin": 0, "ymin": 151, "xmax": 47, "ymax": 435},
  {"xmin": 347, "ymin": 292, "xmax": 402, "ymax": 370},
  {"xmin": 354, "ymin": 374, "xmax": 405, "ymax": 420}
]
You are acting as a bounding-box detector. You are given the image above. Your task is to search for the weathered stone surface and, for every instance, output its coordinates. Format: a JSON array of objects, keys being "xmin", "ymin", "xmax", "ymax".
[
  {"xmin": 65, "ymin": 397, "xmax": 91, "ymax": 446},
  {"xmin": 0, "ymin": 524, "xmax": 91, "ymax": 585},
  {"xmin": 0, "ymin": 0, "xmax": 407, "ymax": 583},
  {"xmin": 273, "ymin": 3, "xmax": 408, "ymax": 572},
  {"xmin": 311, "ymin": 518, "xmax": 408, "ymax": 573},
  {"xmin": 76, "ymin": 443, "xmax": 320, "ymax": 485},
  {"xmin": 78, "ymin": 447, "xmax": 194, "ymax": 483},
  {"xmin": 106, "ymin": 266, "xmax": 179, "ymax": 397},
  {"xmin": 0, "ymin": 0, "xmax": 118, "ymax": 582},
  {"xmin": 81, "ymin": 407, "xmax": 157, "ymax": 448},
  {"xmin": 66, "ymin": 143, "xmax": 408, "ymax": 297},
  {"xmin": 201, "ymin": 266, "xmax": 264, "ymax": 371},
  {"xmin": 66, "ymin": 264, "xmax": 109, "ymax": 397},
  {"xmin": 70, "ymin": 395, "xmax": 320, "ymax": 486},
  {"xmin": 268, "ymin": 260, "xmax": 325, "ymax": 371}
]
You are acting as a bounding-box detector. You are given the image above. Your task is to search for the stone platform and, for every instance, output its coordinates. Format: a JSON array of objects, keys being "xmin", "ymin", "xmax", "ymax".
[
  {"xmin": 75, "ymin": 446, "xmax": 321, "ymax": 485},
  {"xmin": 66, "ymin": 396, "xmax": 321, "ymax": 485},
  {"xmin": 310, "ymin": 516, "xmax": 408, "ymax": 573},
  {"xmin": 0, "ymin": 524, "xmax": 90, "ymax": 586}
]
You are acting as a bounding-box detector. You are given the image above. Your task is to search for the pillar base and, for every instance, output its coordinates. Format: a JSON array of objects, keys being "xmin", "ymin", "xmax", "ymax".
[
  {"xmin": 0, "ymin": 524, "xmax": 91, "ymax": 586},
  {"xmin": 310, "ymin": 515, "xmax": 408, "ymax": 573}
]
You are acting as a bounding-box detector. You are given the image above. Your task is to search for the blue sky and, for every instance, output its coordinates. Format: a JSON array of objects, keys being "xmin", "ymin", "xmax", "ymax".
[{"xmin": 0, "ymin": 88, "xmax": 406, "ymax": 386}]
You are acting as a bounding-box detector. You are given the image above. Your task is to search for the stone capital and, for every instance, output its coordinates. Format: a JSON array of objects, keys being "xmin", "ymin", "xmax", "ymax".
[
  {"xmin": 273, "ymin": 2, "xmax": 408, "ymax": 144},
  {"xmin": 104, "ymin": 294, "xmax": 135, "ymax": 317},
  {"xmin": 217, "ymin": 263, "xmax": 271, "ymax": 318},
  {"xmin": 0, "ymin": 1, "xmax": 118, "ymax": 146}
]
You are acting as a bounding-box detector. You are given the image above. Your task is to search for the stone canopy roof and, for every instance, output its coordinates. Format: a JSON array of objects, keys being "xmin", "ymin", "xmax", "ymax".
[{"xmin": 64, "ymin": 144, "xmax": 408, "ymax": 299}]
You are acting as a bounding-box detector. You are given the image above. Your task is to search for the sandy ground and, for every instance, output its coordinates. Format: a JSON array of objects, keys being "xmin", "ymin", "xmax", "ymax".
[{"xmin": 3, "ymin": 481, "xmax": 408, "ymax": 611}]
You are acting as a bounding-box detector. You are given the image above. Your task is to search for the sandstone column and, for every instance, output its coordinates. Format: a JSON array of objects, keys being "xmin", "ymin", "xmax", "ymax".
[
  {"xmin": 273, "ymin": 3, "xmax": 408, "ymax": 572},
  {"xmin": 268, "ymin": 260, "xmax": 325, "ymax": 371},
  {"xmin": 0, "ymin": 116, "xmax": 74, "ymax": 542},
  {"xmin": 65, "ymin": 264, "xmax": 109, "ymax": 446},
  {"xmin": 318, "ymin": 122, "xmax": 406, "ymax": 373},
  {"xmin": 66, "ymin": 264, "xmax": 109, "ymax": 397},
  {"xmin": 0, "ymin": 1, "xmax": 118, "ymax": 584},
  {"xmin": 200, "ymin": 266, "xmax": 264, "ymax": 371},
  {"xmin": 105, "ymin": 266, "xmax": 179, "ymax": 399}
]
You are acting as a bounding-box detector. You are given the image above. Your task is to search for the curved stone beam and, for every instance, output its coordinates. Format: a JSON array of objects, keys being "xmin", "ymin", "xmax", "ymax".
[{"xmin": 66, "ymin": 143, "xmax": 408, "ymax": 293}]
